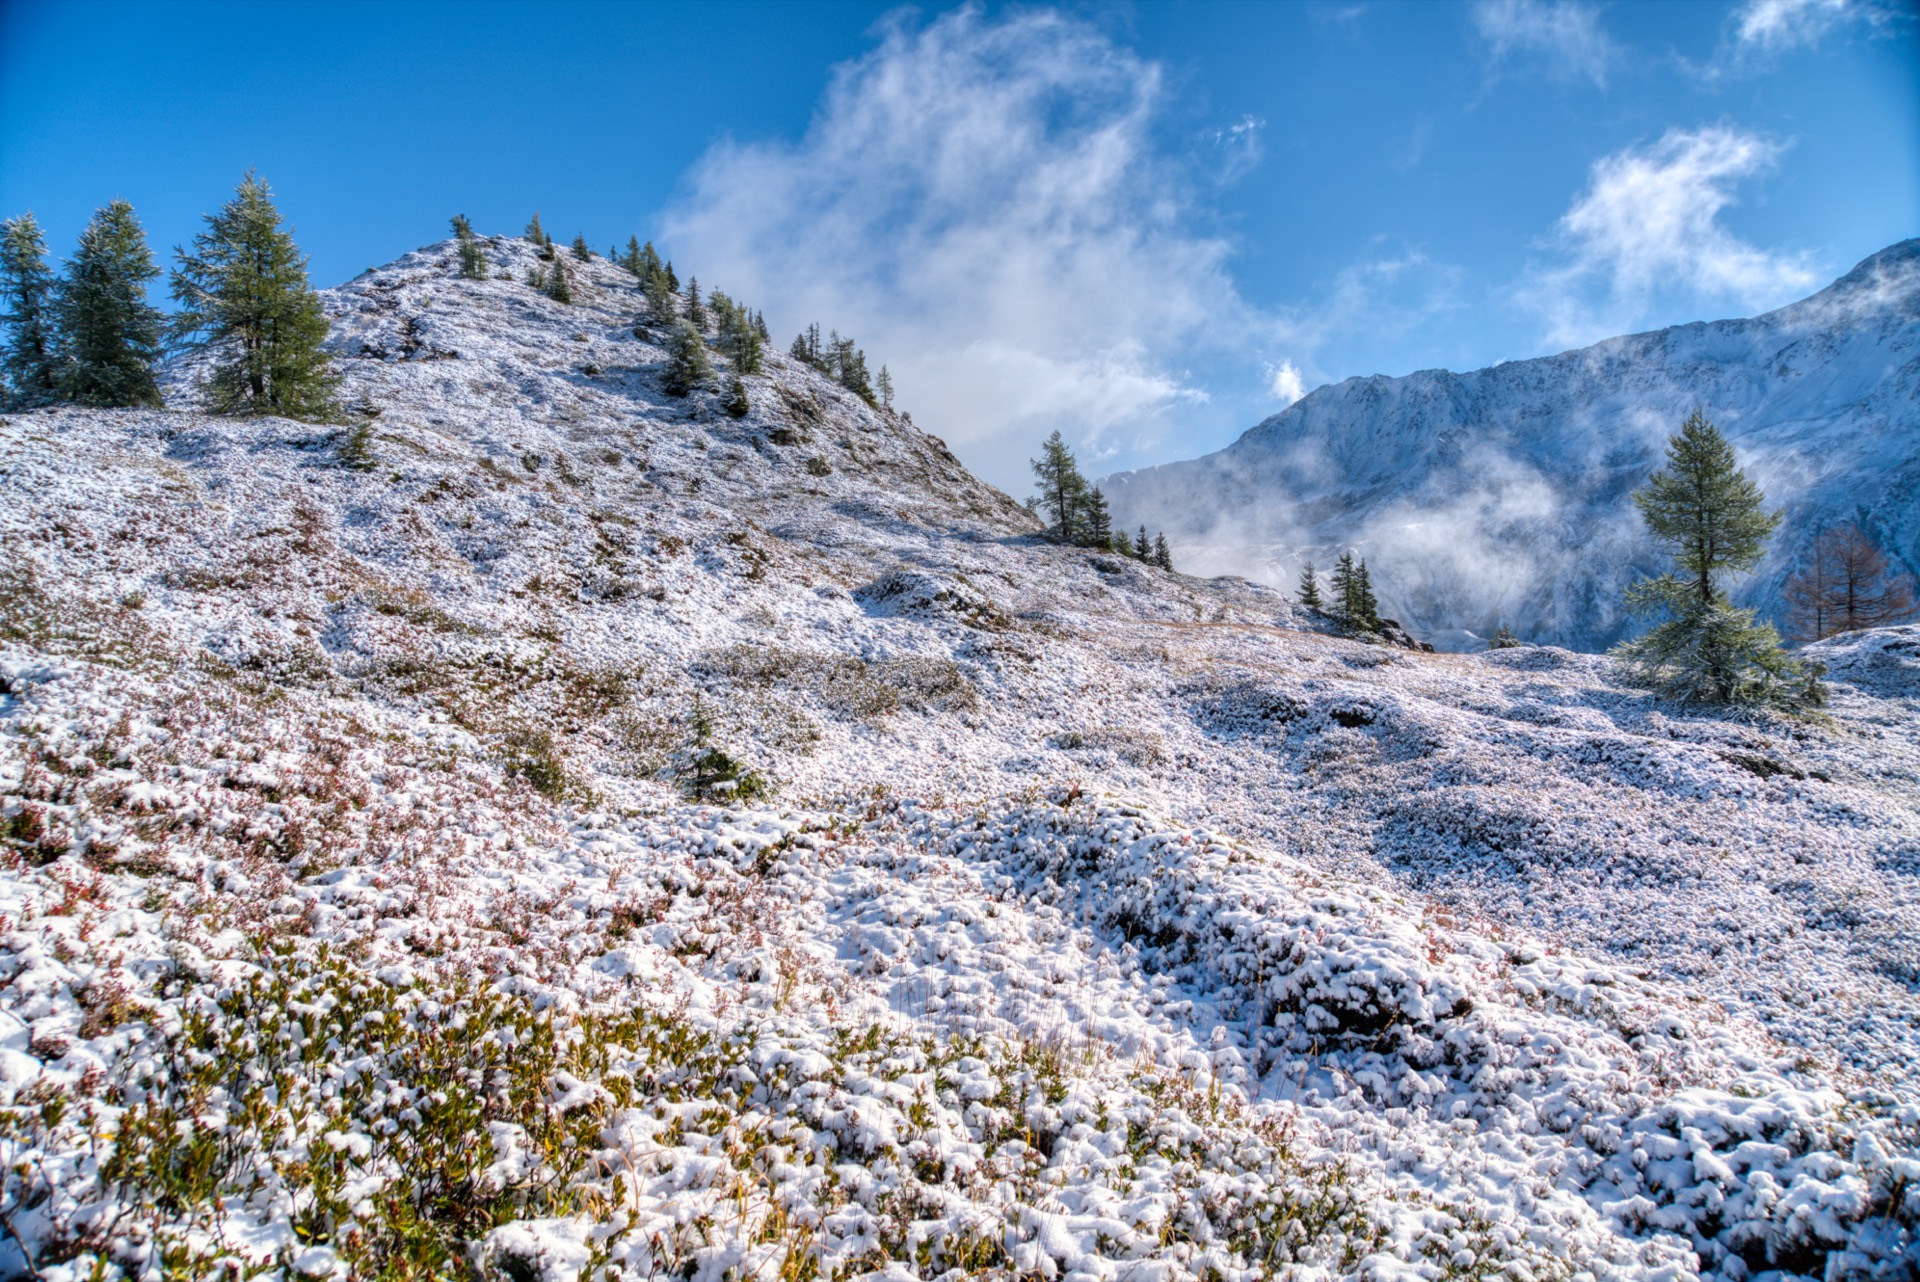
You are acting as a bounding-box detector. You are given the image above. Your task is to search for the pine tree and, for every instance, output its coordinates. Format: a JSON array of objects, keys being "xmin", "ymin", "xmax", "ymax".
[
  {"xmin": 876, "ymin": 365, "xmax": 894, "ymax": 410},
  {"xmin": 664, "ymin": 262, "xmax": 678, "ymax": 292},
  {"xmin": 714, "ymin": 294, "xmax": 763, "ymax": 373},
  {"xmin": 828, "ymin": 331, "xmax": 873, "ymax": 401},
  {"xmin": 643, "ymin": 270, "xmax": 674, "ymax": 323},
  {"xmin": 1297, "ymin": 560, "xmax": 1323, "ymax": 611},
  {"xmin": 1353, "ymin": 559, "xmax": 1380, "ymax": 631},
  {"xmin": 685, "ymin": 277, "xmax": 705, "ymax": 329},
  {"xmin": 1, "ymin": 213, "xmax": 62, "ymax": 407},
  {"xmin": 526, "ymin": 212, "xmax": 553, "ymax": 259},
  {"xmin": 452, "ymin": 215, "xmax": 487, "ymax": 280},
  {"xmin": 546, "ymin": 253, "xmax": 573, "ymax": 304},
  {"xmin": 1490, "ymin": 624, "xmax": 1522, "ymax": 649},
  {"xmin": 790, "ymin": 324, "xmax": 824, "ymax": 370},
  {"xmin": 662, "ymin": 319, "xmax": 711, "ymax": 396},
  {"xmin": 60, "ymin": 200, "xmax": 164, "ymax": 408},
  {"xmin": 1030, "ymin": 430, "xmax": 1089, "ymax": 542},
  {"xmin": 571, "ymin": 233, "xmax": 591, "ymax": 261},
  {"xmin": 1329, "ymin": 552, "xmax": 1356, "ymax": 621},
  {"xmin": 623, "ymin": 236, "xmax": 643, "ymax": 276},
  {"xmin": 754, "ymin": 311, "xmax": 769, "ymax": 342},
  {"xmin": 171, "ymin": 172, "xmax": 338, "ymax": 420},
  {"xmin": 1614, "ymin": 410, "xmax": 1804, "ymax": 706},
  {"xmin": 1136, "ymin": 525, "xmax": 1151, "ymax": 561},
  {"xmin": 722, "ymin": 375, "xmax": 750, "ymax": 418},
  {"xmin": 1113, "ymin": 530, "xmax": 1135, "ymax": 558},
  {"xmin": 1153, "ymin": 533, "xmax": 1173, "ymax": 571},
  {"xmin": 1086, "ymin": 487, "xmax": 1113, "ymax": 549}
]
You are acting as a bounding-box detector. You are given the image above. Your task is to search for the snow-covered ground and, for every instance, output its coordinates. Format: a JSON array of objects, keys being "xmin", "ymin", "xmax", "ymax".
[
  {"xmin": 1, "ymin": 238, "xmax": 1915, "ymax": 1282},
  {"xmin": 1101, "ymin": 240, "xmax": 1920, "ymax": 652}
]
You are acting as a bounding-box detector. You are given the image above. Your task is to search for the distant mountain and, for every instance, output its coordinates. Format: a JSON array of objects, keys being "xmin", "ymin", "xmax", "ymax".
[{"xmin": 1102, "ymin": 240, "xmax": 1920, "ymax": 650}]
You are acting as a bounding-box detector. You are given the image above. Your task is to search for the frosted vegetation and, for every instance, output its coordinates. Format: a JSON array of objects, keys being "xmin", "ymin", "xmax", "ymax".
[{"xmin": 0, "ymin": 218, "xmax": 1916, "ymax": 1282}]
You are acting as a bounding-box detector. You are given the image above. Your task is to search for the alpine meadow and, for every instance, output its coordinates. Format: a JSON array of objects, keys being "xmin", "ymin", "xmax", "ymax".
[{"xmin": 1, "ymin": 5, "xmax": 1917, "ymax": 1282}]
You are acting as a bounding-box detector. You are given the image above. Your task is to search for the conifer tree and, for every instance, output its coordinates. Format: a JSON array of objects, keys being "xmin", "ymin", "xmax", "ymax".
[
  {"xmin": 171, "ymin": 173, "xmax": 338, "ymax": 420},
  {"xmin": 1030, "ymin": 430, "xmax": 1089, "ymax": 542},
  {"xmin": 790, "ymin": 324, "xmax": 824, "ymax": 369},
  {"xmin": 525, "ymin": 212, "xmax": 553, "ymax": 259},
  {"xmin": 1613, "ymin": 410, "xmax": 1803, "ymax": 706},
  {"xmin": 1297, "ymin": 560, "xmax": 1323, "ymax": 611},
  {"xmin": 664, "ymin": 262, "xmax": 678, "ymax": 292},
  {"xmin": 643, "ymin": 270, "xmax": 673, "ymax": 322},
  {"xmin": 828, "ymin": 331, "xmax": 873, "ymax": 401},
  {"xmin": 1, "ymin": 213, "xmax": 62, "ymax": 407},
  {"xmin": 1113, "ymin": 530, "xmax": 1134, "ymax": 557},
  {"xmin": 715, "ymin": 294, "xmax": 763, "ymax": 373},
  {"xmin": 876, "ymin": 365, "xmax": 894, "ymax": 410},
  {"xmin": 1353, "ymin": 559, "xmax": 1380, "ymax": 631},
  {"xmin": 685, "ymin": 277, "xmax": 705, "ymax": 329},
  {"xmin": 722, "ymin": 375, "xmax": 749, "ymax": 418},
  {"xmin": 754, "ymin": 311, "xmax": 769, "ymax": 342},
  {"xmin": 1783, "ymin": 523, "xmax": 1915, "ymax": 640},
  {"xmin": 60, "ymin": 200, "xmax": 165, "ymax": 408},
  {"xmin": 623, "ymin": 236, "xmax": 643, "ymax": 276},
  {"xmin": 452, "ymin": 215, "xmax": 487, "ymax": 280},
  {"xmin": 1490, "ymin": 624, "xmax": 1522, "ymax": 649},
  {"xmin": 1086, "ymin": 487, "xmax": 1113, "ymax": 549},
  {"xmin": 662, "ymin": 319, "xmax": 711, "ymax": 396},
  {"xmin": 571, "ymin": 233, "xmax": 591, "ymax": 262},
  {"xmin": 545, "ymin": 253, "xmax": 573, "ymax": 304},
  {"xmin": 1137, "ymin": 525, "xmax": 1151, "ymax": 561},
  {"xmin": 1153, "ymin": 533, "xmax": 1173, "ymax": 571}
]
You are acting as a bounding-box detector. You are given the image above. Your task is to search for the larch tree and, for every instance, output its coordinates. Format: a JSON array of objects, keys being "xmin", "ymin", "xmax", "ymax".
[
  {"xmin": 171, "ymin": 172, "xmax": 338, "ymax": 421},
  {"xmin": 876, "ymin": 365, "xmax": 894, "ymax": 410},
  {"xmin": 1613, "ymin": 409, "xmax": 1804, "ymax": 706},
  {"xmin": 1030, "ymin": 430, "xmax": 1089, "ymax": 542},
  {"xmin": 1785, "ymin": 523, "xmax": 1915, "ymax": 639},
  {"xmin": 60, "ymin": 200, "xmax": 165, "ymax": 408},
  {"xmin": 1, "ymin": 213, "xmax": 62, "ymax": 407},
  {"xmin": 1086, "ymin": 487, "xmax": 1113, "ymax": 550}
]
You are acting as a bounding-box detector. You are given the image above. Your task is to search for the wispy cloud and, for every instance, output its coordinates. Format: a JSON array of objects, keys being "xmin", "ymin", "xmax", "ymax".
[
  {"xmin": 1516, "ymin": 125, "xmax": 1816, "ymax": 348},
  {"xmin": 1732, "ymin": 0, "xmax": 1872, "ymax": 52},
  {"xmin": 659, "ymin": 6, "xmax": 1286, "ymax": 485},
  {"xmin": 1471, "ymin": 0, "xmax": 1619, "ymax": 87}
]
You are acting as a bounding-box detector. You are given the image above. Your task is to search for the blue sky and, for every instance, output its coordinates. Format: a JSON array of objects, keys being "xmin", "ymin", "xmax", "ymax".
[{"xmin": 2, "ymin": 0, "xmax": 1914, "ymax": 490}]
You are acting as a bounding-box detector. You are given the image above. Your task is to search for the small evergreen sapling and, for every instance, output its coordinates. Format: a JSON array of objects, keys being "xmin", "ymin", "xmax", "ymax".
[
  {"xmin": 1, "ymin": 213, "xmax": 62, "ymax": 408},
  {"xmin": 662, "ymin": 320, "xmax": 711, "ymax": 396},
  {"xmin": 60, "ymin": 199, "xmax": 165, "ymax": 408},
  {"xmin": 1136, "ymin": 525, "xmax": 1151, "ymax": 561},
  {"xmin": 452, "ymin": 215, "xmax": 487, "ymax": 280},
  {"xmin": 722, "ymin": 375, "xmax": 750, "ymax": 418},
  {"xmin": 1297, "ymin": 561, "xmax": 1323, "ymax": 611},
  {"xmin": 1153, "ymin": 533, "xmax": 1173, "ymax": 571},
  {"xmin": 685, "ymin": 277, "xmax": 706, "ymax": 329},
  {"xmin": 571, "ymin": 233, "xmax": 592, "ymax": 262},
  {"xmin": 1490, "ymin": 624, "xmax": 1522, "ymax": 649},
  {"xmin": 545, "ymin": 254, "xmax": 573, "ymax": 304},
  {"xmin": 171, "ymin": 172, "xmax": 338, "ymax": 420}
]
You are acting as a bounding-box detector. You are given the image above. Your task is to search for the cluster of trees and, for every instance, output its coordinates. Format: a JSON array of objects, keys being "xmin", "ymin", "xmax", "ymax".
[
  {"xmin": 1029, "ymin": 431, "xmax": 1173, "ymax": 568},
  {"xmin": 1296, "ymin": 552, "xmax": 1380, "ymax": 634},
  {"xmin": 1782, "ymin": 522, "xmax": 1915, "ymax": 641},
  {"xmin": 790, "ymin": 323, "xmax": 892, "ymax": 409},
  {"xmin": 2, "ymin": 172, "xmax": 337, "ymax": 420},
  {"xmin": 450, "ymin": 215, "xmax": 488, "ymax": 280}
]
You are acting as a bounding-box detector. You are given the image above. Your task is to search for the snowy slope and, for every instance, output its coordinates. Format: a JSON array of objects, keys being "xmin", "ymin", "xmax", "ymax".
[
  {"xmin": 1, "ymin": 237, "xmax": 1916, "ymax": 1282},
  {"xmin": 1102, "ymin": 241, "xmax": 1920, "ymax": 651}
]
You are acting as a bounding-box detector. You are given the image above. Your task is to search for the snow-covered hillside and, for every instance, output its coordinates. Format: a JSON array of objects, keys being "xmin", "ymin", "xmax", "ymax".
[
  {"xmin": 1102, "ymin": 241, "xmax": 1920, "ymax": 651},
  {"xmin": 2, "ymin": 238, "xmax": 1916, "ymax": 1282}
]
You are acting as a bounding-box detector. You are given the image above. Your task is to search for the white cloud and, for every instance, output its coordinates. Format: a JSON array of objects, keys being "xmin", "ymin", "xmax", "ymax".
[
  {"xmin": 1733, "ymin": 0, "xmax": 1862, "ymax": 51},
  {"xmin": 659, "ymin": 6, "xmax": 1266, "ymax": 488},
  {"xmin": 1471, "ymin": 0, "xmax": 1618, "ymax": 87},
  {"xmin": 1517, "ymin": 125, "xmax": 1816, "ymax": 347},
  {"xmin": 1267, "ymin": 360, "xmax": 1307, "ymax": 405}
]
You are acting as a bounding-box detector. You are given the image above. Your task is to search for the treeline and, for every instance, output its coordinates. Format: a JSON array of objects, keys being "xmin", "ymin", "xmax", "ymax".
[
  {"xmin": 494, "ymin": 215, "xmax": 901, "ymax": 420},
  {"xmin": 1028, "ymin": 431, "xmax": 1172, "ymax": 568},
  {"xmin": 1, "ymin": 172, "xmax": 336, "ymax": 419}
]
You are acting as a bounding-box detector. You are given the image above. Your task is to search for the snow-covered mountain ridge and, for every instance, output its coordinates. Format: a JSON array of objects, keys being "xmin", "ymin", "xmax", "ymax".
[
  {"xmin": 1, "ymin": 236, "xmax": 1916, "ymax": 1282},
  {"xmin": 1102, "ymin": 240, "xmax": 1920, "ymax": 651}
]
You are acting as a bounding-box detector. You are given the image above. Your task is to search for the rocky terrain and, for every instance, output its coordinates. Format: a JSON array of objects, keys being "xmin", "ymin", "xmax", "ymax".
[{"xmin": 0, "ymin": 236, "xmax": 1915, "ymax": 1282}]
